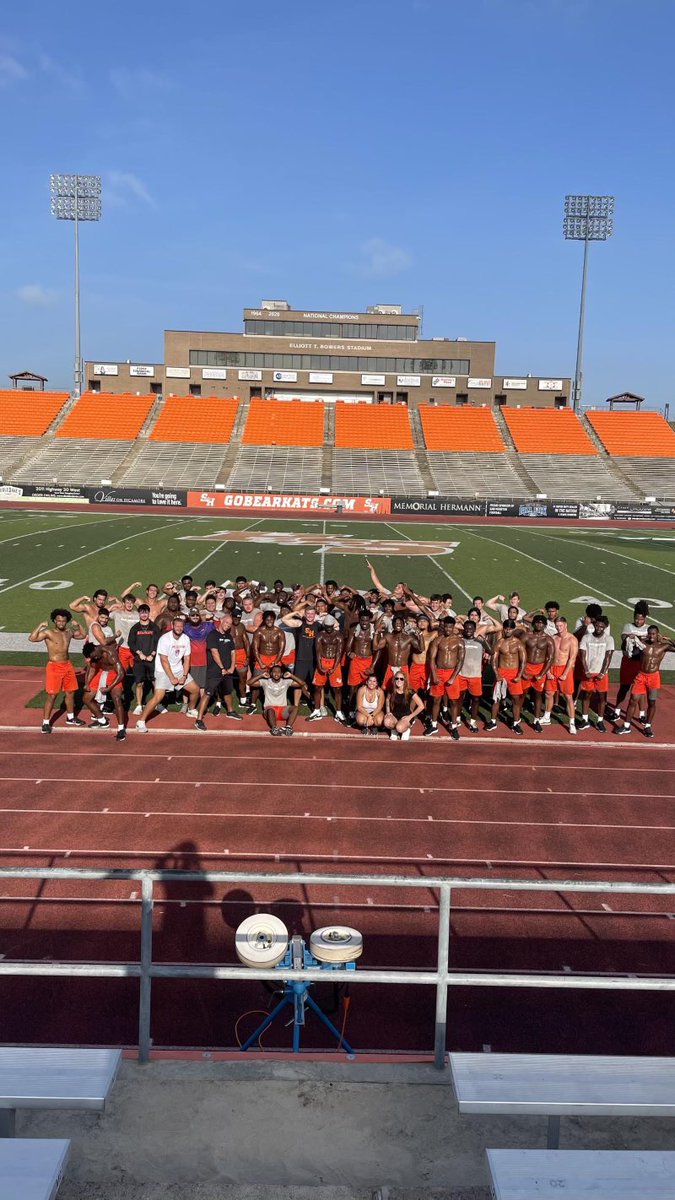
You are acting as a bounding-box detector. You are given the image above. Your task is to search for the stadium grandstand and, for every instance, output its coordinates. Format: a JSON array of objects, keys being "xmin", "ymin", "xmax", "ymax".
[{"xmin": 1, "ymin": 303, "xmax": 672, "ymax": 501}]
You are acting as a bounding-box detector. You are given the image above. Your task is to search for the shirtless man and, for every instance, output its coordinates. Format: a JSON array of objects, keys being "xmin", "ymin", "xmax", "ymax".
[
  {"xmin": 426, "ymin": 616, "xmax": 464, "ymax": 739},
  {"xmin": 346, "ymin": 613, "xmax": 376, "ymax": 711},
  {"xmin": 70, "ymin": 589, "xmax": 111, "ymax": 631},
  {"xmin": 374, "ymin": 615, "xmax": 423, "ymax": 690},
  {"xmin": 616, "ymin": 626, "xmax": 675, "ymax": 738},
  {"xmin": 83, "ymin": 644, "xmax": 127, "ymax": 741},
  {"xmin": 142, "ymin": 584, "xmax": 165, "ymax": 622},
  {"xmin": 365, "ymin": 558, "xmax": 407, "ymax": 605},
  {"xmin": 544, "ymin": 616, "xmax": 578, "ymax": 734},
  {"xmin": 486, "ymin": 620, "xmax": 526, "ymax": 734},
  {"xmin": 251, "ymin": 611, "xmax": 285, "ymax": 711},
  {"xmin": 29, "ymin": 608, "xmax": 86, "ymax": 733},
  {"xmin": 522, "ymin": 614, "xmax": 555, "ymax": 732},
  {"xmin": 156, "ymin": 593, "xmax": 182, "ymax": 633},
  {"xmin": 231, "ymin": 609, "xmax": 252, "ymax": 704},
  {"xmin": 409, "ymin": 613, "xmax": 437, "ymax": 698},
  {"xmin": 310, "ymin": 616, "xmax": 346, "ymax": 724}
]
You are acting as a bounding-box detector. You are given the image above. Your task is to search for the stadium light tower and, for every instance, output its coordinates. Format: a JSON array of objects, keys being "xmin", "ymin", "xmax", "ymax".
[
  {"xmin": 50, "ymin": 174, "xmax": 102, "ymax": 397},
  {"xmin": 563, "ymin": 194, "xmax": 614, "ymax": 411}
]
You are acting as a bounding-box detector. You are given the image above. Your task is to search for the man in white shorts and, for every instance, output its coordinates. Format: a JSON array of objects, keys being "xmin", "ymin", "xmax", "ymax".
[{"xmin": 136, "ymin": 615, "xmax": 200, "ymax": 731}]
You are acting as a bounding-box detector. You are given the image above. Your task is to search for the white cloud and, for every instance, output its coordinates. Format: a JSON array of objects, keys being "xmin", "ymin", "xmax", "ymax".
[
  {"xmin": 107, "ymin": 170, "xmax": 155, "ymax": 208},
  {"xmin": 109, "ymin": 67, "xmax": 169, "ymax": 97},
  {"xmin": 360, "ymin": 237, "xmax": 412, "ymax": 277},
  {"xmin": 38, "ymin": 53, "xmax": 81, "ymax": 90},
  {"xmin": 17, "ymin": 284, "xmax": 58, "ymax": 307},
  {"xmin": 0, "ymin": 52, "xmax": 27, "ymax": 87}
]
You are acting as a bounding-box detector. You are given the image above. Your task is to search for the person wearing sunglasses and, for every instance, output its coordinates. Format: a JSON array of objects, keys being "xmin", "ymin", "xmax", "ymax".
[{"xmin": 384, "ymin": 672, "xmax": 425, "ymax": 741}]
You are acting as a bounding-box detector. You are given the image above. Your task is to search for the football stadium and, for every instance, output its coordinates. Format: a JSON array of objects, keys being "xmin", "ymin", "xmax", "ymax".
[{"xmin": 2, "ymin": 4, "xmax": 675, "ymax": 1197}]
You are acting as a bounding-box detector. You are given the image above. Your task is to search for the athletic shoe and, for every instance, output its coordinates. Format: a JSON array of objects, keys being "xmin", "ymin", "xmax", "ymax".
[
  {"xmin": 225, "ymin": 710, "xmax": 243, "ymax": 720},
  {"xmin": 606, "ymin": 705, "xmax": 620, "ymax": 721},
  {"xmin": 136, "ymin": 720, "xmax": 147, "ymax": 733},
  {"xmin": 400, "ymin": 727, "xmax": 411, "ymax": 741},
  {"xmin": 212, "ymin": 702, "xmax": 222, "ymax": 717},
  {"xmin": 644, "ymin": 724, "xmax": 654, "ymax": 738},
  {"xmin": 423, "ymin": 721, "xmax": 438, "ymax": 737},
  {"xmin": 41, "ymin": 721, "xmax": 52, "ymax": 735},
  {"xmin": 361, "ymin": 727, "xmax": 369, "ymax": 736},
  {"xmin": 246, "ymin": 703, "xmax": 257, "ymax": 715},
  {"xmin": 308, "ymin": 709, "xmax": 323, "ymax": 722},
  {"xmin": 155, "ymin": 704, "xmax": 168, "ymax": 715},
  {"xmin": 533, "ymin": 720, "xmax": 542, "ymax": 733},
  {"xmin": 66, "ymin": 716, "xmax": 86, "ymax": 727},
  {"xmin": 133, "ymin": 705, "xmax": 143, "ymax": 716},
  {"xmin": 271, "ymin": 727, "xmax": 283, "ymax": 735},
  {"xmin": 92, "ymin": 717, "xmax": 110, "ymax": 729},
  {"xmin": 540, "ymin": 713, "xmax": 551, "ymax": 725},
  {"xmin": 577, "ymin": 718, "xmax": 590, "ymax": 732},
  {"xmin": 596, "ymin": 719, "xmax": 607, "ymax": 733},
  {"xmin": 334, "ymin": 711, "xmax": 347, "ymax": 725},
  {"xmin": 468, "ymin": 721, "xmax": 479, "ymax": 733},
  {"xmin": 569, "ymin": 722, "xmax": 577, "ymax": 735},
  {"xmin": 115, "ymin": 728, "xmax": 126, "ymax": 742},
  {"xmin": 389, "ymin": 731, "xmax": 400, "ymax": 740},
  {"xmin": 319, "ymin": 706, "xmax": 328, "ymax": 718},
  {"xmin": 639, "ymin": 711, "xmax": 647, "ymax": 724},
  {"xmin": 450, "ymin": 725, "xmax": 460, "ymax": 741},
  {"xmin": 195, "ymin": 719, "xmax": 207, "ymax": 731},
  {"xmin": 283, "ymin": 725, "xmax": 294, "ymax": 736},
  {"xmin": 369, "ymin": 726, "xmax": 378, "ymax": 736},
  {"xmin": 512, "ymin": 721, "xmax": 523, "ymax": 736},
  {"xmin": 484, "ymin": 719, "xmax": 498, "ymax": 732},
  {"xmin": 180, "ymin": 701, "xmax": 188, "ymax": 715},
  {"xmin": 616, "ymin": 723, "xmax": 632, "ymax": 736}
]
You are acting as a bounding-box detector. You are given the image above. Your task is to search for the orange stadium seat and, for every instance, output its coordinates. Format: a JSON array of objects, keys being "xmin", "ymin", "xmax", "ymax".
[
  {"xmin": 419, "ymin": 405, "xmax": 505, "ymax": 451},
  {"xmin": 0, "ymin": 390, "xmax": 69, "ymax": 436},
  {"xmin": 503, "ymin": 407, "xmax": 597, "ymax": 455},
  {"xmin": 149, "ymin": 396, "xmax": 240, "ymax": 443},
  {"xmin": 242, "ymin": 398, "xmax": 325, "ymax": 447},
  {"xmin": 334, "ymin": 403, "xmax": 414, "ymax": 449},
  {"xmin": 586, "ymin": 410, "xmax": 675, "ymax": 457},
  {"xmin": 56, "ymin": 392, "xmax": 154, "ymax": 439}
]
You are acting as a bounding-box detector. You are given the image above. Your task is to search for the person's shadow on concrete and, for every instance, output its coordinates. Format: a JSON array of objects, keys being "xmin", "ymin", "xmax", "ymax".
[{"xmin": 153, "ymin": 840, "xmax": 214, "ymax": 961}]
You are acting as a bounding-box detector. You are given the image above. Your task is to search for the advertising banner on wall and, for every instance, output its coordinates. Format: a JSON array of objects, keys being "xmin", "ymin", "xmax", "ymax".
[
  {"xmin": 129, "ymin": 365, "xmax": 155, "ymax": 377},
  {"xmin": 0, "ymin": 483, "xmax": 89, "ymax": 503},
  {"xmin": 391, "ymin": 497, "xmax": 487, "ymax": 516},
  {"xmin": 84, "ymin": 486, "xmax": 187, "ymax": 507},
  {"xmin": 166, "ymin": 366, "xmax": 191, "ymax": 379},
  {"xmin": 187, "ymin": 490, "xmax": 391, "ymax": 514},
  {"xmin": 579, "ymin": 501, "xmax": 675, "ymax": 521},
  {"xmin": 486, "ymin": 500, "xmax": 580, "ymax": 519}
]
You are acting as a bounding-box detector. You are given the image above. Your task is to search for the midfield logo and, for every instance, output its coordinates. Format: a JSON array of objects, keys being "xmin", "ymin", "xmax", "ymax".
[{"xmin": 177, "ymin": 530, "xmax": 459, "ymax": 557}]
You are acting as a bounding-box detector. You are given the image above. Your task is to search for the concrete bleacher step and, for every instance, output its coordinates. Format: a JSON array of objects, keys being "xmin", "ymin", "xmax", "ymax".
[
  {"xmin": 579, "ymin": 411, "xmax": 642, "ymax": 498},
  {"xmin": 414, "ymin": 448, "xmax": 436, "ymax": 493},
  {"xmin": 321, "ymin": 404, "xmax": 335, "ymax": 490},
  {"xmin": 505, "ymin": 450, "xmax": 537, "ymax": 497},
  {"xmin": 137, "ymin": 393, "xmax": 166, "ymax": 437},
  {"xmin": 44, "ymin": 392, "xmax": 78, "ymax": 434},
  {"xmin": 407, "ymin": 406, "xmax": 427, "ymax": 449},
  {"xmin": 493, "ymin": 405, "xmax": 517, "ymax": 451},
  {"xmin": 4, "ymin": 435, "xmax": 56, "ymax": 479},
  {"xmin": 216, "ymin": 397, "xmax": 251, "ymax": 484},
  {"xmin": 110, "ymin": 439, "xmax": 151, "ymax": 484}
]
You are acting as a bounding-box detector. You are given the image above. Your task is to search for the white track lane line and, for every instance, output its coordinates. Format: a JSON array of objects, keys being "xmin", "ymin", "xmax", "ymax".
[
  {"xmin": 448, "ymin": 524, "xmax": 675, "ymax": 634},
  {"xmin": 0, "ymin": 749, "xmax": 670, "ymax": 772},
  {"xmin": 2, "ymin": 803, "xmax": 673, "ymax": 833},
  {"xmin": 0, "ymin": 774, "xmax": 671, "ymax": 798},
  {"xmin": 0, "ymin": 516, "xmax": 192, "ymax": 596},
  {"xmin": 0, "ymin": 724, "xmax": 670, "ymax": 747}
]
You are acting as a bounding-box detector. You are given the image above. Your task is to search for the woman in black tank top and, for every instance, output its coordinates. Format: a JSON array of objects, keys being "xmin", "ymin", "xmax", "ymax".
[{"xmin": 384, "ymin": 672, "xmax": 425, "ymax": 741}]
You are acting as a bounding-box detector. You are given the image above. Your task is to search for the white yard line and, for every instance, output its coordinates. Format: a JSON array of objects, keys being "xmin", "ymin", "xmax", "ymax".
[
  {"xmin": 450, "ymin": 524, "xmax": 675, "ymax": 634},
  {"xmin": 0, "ymin": 514, "xmax": 128, "ymax": 549},
  {"xmin": 384, "ymin": 522, "xmax": 472, "ymax": 601},
  {"xmin": 187, "ymin": 517, "xmax": 265, "ymax": 576},
  {"xmin": 319, "ymin": 519, "xmax": 327, "ymax": 584},
  {"xmin": 521, "ymin": 528, "xmax": 675, "ymax": 580},
  {"xmin": 0, "ymin": 517, "xmax": 191, "ymax": 596}
]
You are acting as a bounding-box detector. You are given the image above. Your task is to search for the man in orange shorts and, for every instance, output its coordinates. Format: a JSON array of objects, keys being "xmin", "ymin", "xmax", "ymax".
[
  {"xmin": 346, "ymin": 613, "xmax": 375, "ymax": 714},
  {"xmin": 456, "ymin": 619, "xmax": 489, "ymax": 734},
  {"xmin": 251, "ymin": 611, "xmax": 285, "ymax": 713},
  {"xmin": 522, "ymin": 614, "xmax": 555, "ymax": 732},
  {"xmin": 543, "ymin": 615, "xmax": 578, "ymax": 734},
  {"xmin": 231, "ymin": 610, "xmax": 251, "ymax": 706},
  {"xmin": 427, "ymin": 616, "xmax": 464, "ymax": 739},
  {"xmin": 310, "ymin": 616, "xmax": 346, "ymax": 724},
  {"xmin": 83, "ymin": 644, "xmax": 127, "ymax": 741},
  {"xmin": 487, "ymin": 619, "xmax": 525, "ymax": 734},
  {"xmin": 374, "ymin": 615, "xmax": 423, "ymax": 691},
  {"xmin": 578, "ymin": 614, "xmax": 614, "ymax": 732},
  {"xmin": 616, "ymin": 625, "xmax": 675, "ymax": 739},
  {"xmin": 408, "ymin": 614, "xmax": 436, "ymax": 697},
  {"xmin": 29, "ymin": 609, "xmax": 87, "ymax": 734}
]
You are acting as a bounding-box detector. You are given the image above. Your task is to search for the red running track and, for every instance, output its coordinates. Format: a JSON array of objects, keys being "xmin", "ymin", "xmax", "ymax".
[{"xmin": 0, "ymin": 668, "xmax": 674, "ymax": 1056}]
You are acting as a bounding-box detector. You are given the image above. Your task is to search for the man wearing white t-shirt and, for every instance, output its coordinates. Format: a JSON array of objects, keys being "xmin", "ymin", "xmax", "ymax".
[
  {"xmin": 136, "ymin": 615, "xmax": 200, "ymax": 732},
  {"xmin": 578, "ymin": 616, "xmax": 615, "ymax": 732}
]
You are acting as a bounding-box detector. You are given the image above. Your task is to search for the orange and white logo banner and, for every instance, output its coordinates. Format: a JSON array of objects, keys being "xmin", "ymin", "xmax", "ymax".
[{"xmin": 187, "ymin": 491, "xmax": 391, "ymax": 515}]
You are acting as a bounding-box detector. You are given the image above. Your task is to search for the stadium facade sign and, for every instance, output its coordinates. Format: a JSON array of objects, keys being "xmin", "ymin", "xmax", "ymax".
[
  {"xmin": 129, "ymin": 365, "xmax": 154, "ymax": 377},
  {"xmin": 93, "ymin": 364, "xmax": 119, "ymax": 376},
  {"xmin": 238, "ymin": 369, "xmax": 263, "ymax": 381},
  {"xmin": 202, "ymin": 368, "xmax": 227, "ymax": 380},
  {"xmin": 502, "ymin": 378, "xmax": 528, "ymax": 390},
  {"xmin": 391, "ymin": 497, "xmax": 486, "ymax": 515},
  {"xmin": 273, "ymin": 370, "xmax": 298, "ymax": 382},
  {"xmin": 166, "ymin": 366, "xmax": 191, "ymax": 379},
  {"xmin": 396, "ymin": 375, "xmax": 420, "ymax": 387},
  {"xmin": 431, "ymin": 376, "xmax": 456, "ymax": 387},
  {"xmin": 187, "ymin": 490, "xmax": 391, "ymax": 514},
  {"xmin": 538, "ymin": 379, "xmax": 563, "ymax": 390},
  {"xmin": 468, "ymin": 377, "xmax": 492, "ymax": 388},
  {"xmin": 486, "ymin": 500, "xmax": 580, "ymax": 518},
  {"xmin": 361, "ymin": 373, "xmax": 386, "ymax": 385},
  {"xmin": 308, "ymin": 371, "xmax": 334, "ymax": 384}
]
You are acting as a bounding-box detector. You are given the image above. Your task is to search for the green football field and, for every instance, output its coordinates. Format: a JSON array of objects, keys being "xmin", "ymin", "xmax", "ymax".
[{"xmin": 0, "ymin": 507, "xmax": 674, "ymax": 640}]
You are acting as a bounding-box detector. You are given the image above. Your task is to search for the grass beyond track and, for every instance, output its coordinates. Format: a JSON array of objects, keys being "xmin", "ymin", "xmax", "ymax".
[{"xmin": 0, "ymin": 508, "xmax": 674, "ymax": 637}]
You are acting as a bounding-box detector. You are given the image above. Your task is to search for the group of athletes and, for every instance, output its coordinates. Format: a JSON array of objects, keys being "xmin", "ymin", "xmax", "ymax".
[{"xmin": 28, "ymin": 561, "xmax": 673, "ymax": 742}]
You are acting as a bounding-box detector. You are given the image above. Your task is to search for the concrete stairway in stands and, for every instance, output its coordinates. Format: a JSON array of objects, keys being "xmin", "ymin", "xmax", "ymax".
[
  {"xmin": 321, "ymin": 404, "xmax": 335, "ymax": 490},
  {"xmin": 137, "ymin": 393, "xmax": 166, "ymax": 437},
  {"xmin": 492, "ymin": 407, "xmax": 550, "ymax": 496},
  {"xmin": 408, "ymin": 406, "xmax": 436, "ymax": 493},
  {"xmin": 110, "ymin": 394, "xmax": 168, "ymax": 481},
  {"xmin": 578, "ymin": 411, "xmax": 642, "ymax": 497},
  {"xmin": 216, "ymin": 397, "xmax": 251, "ymax": 484}
]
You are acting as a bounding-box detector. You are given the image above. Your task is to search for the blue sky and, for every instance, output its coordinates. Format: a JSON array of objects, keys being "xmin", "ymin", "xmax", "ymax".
[{"xmin": 1, "ymin": 0, "xmax": 674, "ymax": 409}]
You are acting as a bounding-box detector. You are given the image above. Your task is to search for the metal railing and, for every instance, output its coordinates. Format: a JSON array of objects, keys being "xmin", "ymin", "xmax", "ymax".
[{"xmin": 1, "ymin": 866, "xmax": 674, "ymax": 1069}]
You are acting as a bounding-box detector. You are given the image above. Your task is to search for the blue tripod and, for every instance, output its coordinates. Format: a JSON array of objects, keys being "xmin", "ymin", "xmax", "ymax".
[{"xmin": 239, "ymin": 935, "xmax": 356, "ymax": 1056}]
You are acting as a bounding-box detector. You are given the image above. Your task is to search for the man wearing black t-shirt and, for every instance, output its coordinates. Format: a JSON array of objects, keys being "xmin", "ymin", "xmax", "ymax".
[
  {"xmin": 293, "ymin": 605, "xmax": 320, "ymax": 708},
  {"xmin": 129, "ymin": 604, "xmax": 160, "ymax": 713},
  {"xmin": 195, "ymin": 612, "xmax": 242, "ymax": 729}
]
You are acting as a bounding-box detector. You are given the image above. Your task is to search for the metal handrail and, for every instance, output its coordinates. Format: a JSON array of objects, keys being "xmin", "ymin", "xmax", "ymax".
[{"xmin": 1, "ymin": 866, "xmax": 673, "ymax": 1068}]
